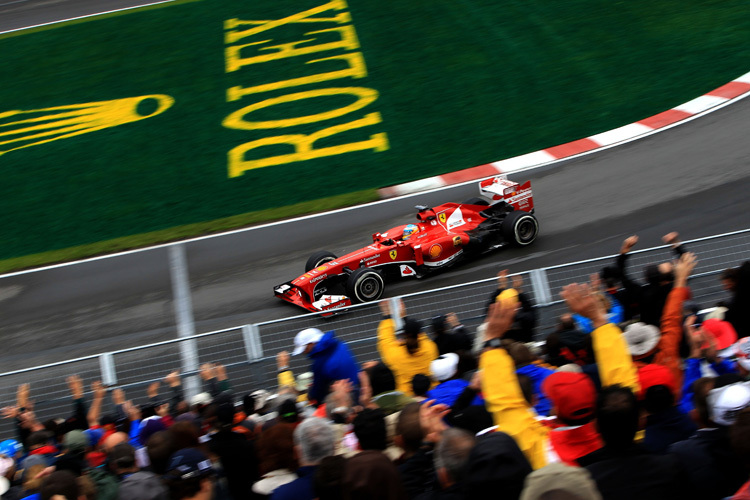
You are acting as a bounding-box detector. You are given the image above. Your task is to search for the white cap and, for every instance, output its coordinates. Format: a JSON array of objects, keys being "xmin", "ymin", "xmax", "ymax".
[
  {"xmin": 292, "ymin": 328, "xmax": 325, "ymax": 356},
  {"xmin": 190, "ymin": 392, "xmax": 211, "ymax": 407},
  {"xmin": 622, "ymin": 322, "xmax": 660, "ymax": 358},
  {"xmin": 708, "ymin": 382, "xmax": 750, "ymax": 427},
  {"xmin": 430, "ymin": 353, "xmax": 459, "ymax": 382},
  {"xmin": 296, "ymin": 372, "xmax": 314, "ymax": 392}
]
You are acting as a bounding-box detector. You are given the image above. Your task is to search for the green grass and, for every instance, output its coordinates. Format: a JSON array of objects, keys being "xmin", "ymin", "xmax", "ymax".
[{"xmin": 0, "ymin": 0, "xmax": 748, "ymax": 269}]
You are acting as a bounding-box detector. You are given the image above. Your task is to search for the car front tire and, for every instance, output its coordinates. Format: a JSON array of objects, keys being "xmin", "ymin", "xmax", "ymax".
[{"xmin": 346, "ymin": 268, "xmax": 385, "ymax": 303}]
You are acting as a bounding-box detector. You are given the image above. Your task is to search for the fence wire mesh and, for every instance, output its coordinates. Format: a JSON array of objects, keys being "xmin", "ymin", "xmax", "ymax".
[{"xmin": 1, "ymin": 229, "xmax": 747, "ymax": 441}]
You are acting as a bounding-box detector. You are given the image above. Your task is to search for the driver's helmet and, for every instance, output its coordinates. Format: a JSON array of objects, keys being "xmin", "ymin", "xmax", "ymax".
[{"xmin": 403, "ymin": 224, "xmax": 420, "ymax": 240}]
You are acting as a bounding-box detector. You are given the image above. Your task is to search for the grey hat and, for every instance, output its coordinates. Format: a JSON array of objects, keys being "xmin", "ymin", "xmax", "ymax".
[
  {"xmin": 622, "ymin": 322, "xmax": 660, "ymax": 358},
  {"xmin": 520, "ymin": 462, "xmax": 602, "ymax": 500}
]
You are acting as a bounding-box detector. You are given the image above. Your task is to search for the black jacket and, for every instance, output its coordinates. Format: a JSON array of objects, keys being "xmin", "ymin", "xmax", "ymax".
[{"xmin": 669, "ymin": 427, "xmax": 747, "ymax": 500}]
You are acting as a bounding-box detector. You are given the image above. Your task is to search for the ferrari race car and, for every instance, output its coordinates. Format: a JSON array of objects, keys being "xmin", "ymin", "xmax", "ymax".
[{"xmin": 274, "ymin": 175, "xmax": 538, "ymax": 315}]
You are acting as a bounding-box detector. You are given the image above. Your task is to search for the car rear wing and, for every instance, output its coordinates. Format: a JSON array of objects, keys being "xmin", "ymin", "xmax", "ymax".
[{"xmin": 479, "ymin": 175, "xmax": 534, "ymax": 212}]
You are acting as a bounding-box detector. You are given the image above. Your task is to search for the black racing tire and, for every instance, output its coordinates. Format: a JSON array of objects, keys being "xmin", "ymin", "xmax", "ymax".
[
  {"xmin": 305, "ymin": 251, "xmax": 337, "ymax": 272},
  {"xmin": 345, "ymin": 268, "xmax": 385, "ymax": 303},
  {"xmin": 462, "ymin": 197, "xmax": 490, "ymax": 206},
  {"xmin": 502, "ymin": 211, "xmax": 539, "ymax": 246}
]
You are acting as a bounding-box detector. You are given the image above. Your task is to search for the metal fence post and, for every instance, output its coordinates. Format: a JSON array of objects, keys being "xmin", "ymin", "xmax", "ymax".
[
  {"xmin": 169, "ymin": 244, "xmax": 200, "ymax": 400},
  {"xmin": 242, "ymin": 324, "xmax": 264, "ymax": 362},
  {"xmin": 389, "ymin": 297, "xmax": 404, "ymax": 331},
  {"xmin": 529, "ymin": 268, "xmax": 553, "ymax": 306},
  {"xmin": 99, "ymin": 353, "xmax": 117, "ymax": 386}
]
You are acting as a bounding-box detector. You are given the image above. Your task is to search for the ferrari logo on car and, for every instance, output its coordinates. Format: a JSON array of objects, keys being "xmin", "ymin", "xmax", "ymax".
[
  {"xmin": 438, "ymin": 213, "xmax": 447, "ymax": 224},
  {"xmin": 453, "ymin": 236, "xmax": 462, "ymax": 247},
  {"xmin": 389, "ymin": 250, "xmax": 397, "ymax": 260}
]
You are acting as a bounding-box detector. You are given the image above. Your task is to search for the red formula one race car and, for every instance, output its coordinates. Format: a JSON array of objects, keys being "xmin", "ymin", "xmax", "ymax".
[{"xmin": 274, "ymin": 175, "xmax": 538, "ymax": 315}]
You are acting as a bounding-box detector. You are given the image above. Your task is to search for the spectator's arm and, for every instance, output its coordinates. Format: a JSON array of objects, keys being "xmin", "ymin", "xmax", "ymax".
[
  {"xmin": 200, "ymin": 363, "xmax": 221, "ymax": 397},
  {"xmin": 617, "ymin": 236, "xmax": 642, "ymax": 292},
  {"xmin": 215, "ymin": 364, "xmax": 230, "ymax": 393},
  {"xmin": 480, "ymin": 301, "xmax": 547, "ymax": 469},
  {"xmin": 88, "ymin": 380, "xmax": 105, "ymax": 427},
  {"xmin": 67, "ymin": 376, "xmax": 88, "ymax": 430},
  {"xmin": 147, "ymin": 381, "xmax": 160, "ymax": 406},
  {"xmin": 562, "ymin": 283, "xmax": 640, "ymax": 393},
  {"xmin": 376, "ymin": 300, "xmax": 401, "ymax": 368},
  {"xmin": 164, "ymin": 371, "xmax": 184, "ymax": 415},
  {"xmin": 276, "ymin": 350, "xmax": 296, "ymax": 389},
  {"xmin": 663, "ymin": 232, "xmax": 686, "ymax": 258},
  {"xmin": 449, "ymin": 371, "xmax": 481, "ymax": 415},
  {"xmin": 658, "ymin": 253, "xmax": 697, "ymax": 386}
]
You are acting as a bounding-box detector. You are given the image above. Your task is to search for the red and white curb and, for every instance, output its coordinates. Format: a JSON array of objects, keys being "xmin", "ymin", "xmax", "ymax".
[{"xmin": 379, "ymin": 71, "xmax": 750, "ymax": 199}]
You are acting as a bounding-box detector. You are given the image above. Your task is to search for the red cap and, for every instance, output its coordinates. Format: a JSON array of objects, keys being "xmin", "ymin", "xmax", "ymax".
[
  {"xmin": 700, "ymin": 319, "xmax": 737, "ymax": 351},
  {"xmin": 637, "ymin": 363, "xmax": 677, "ymax": 399},
  {"xmin": 542, "ymin": 372, "xmax": 596, "ymax": 421}
]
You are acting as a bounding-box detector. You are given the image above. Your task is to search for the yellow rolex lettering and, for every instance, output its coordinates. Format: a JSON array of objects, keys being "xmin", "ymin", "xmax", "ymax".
[
  {"xmin": 225, "ymin": 25, "xmax": 359, "ymax": 72},
  {"xmin": 226, "ymin": 52, "xmax": 367, "ymax": 100},
  {"xmin": 227, "ymin": 112, "xmax": 388, "ymax": 176},
  {"xmin": 223, "ymin": 87, "xmax": 378, "ymax": 130},
  {"xmin": 224, "ymin": 0, "xmax": 349, "ymax": 44}
]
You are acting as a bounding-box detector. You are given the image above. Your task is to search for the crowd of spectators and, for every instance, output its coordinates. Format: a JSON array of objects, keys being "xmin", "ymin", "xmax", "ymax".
[{"xmin": 0, "ymin": 233, "xmax": 749, "ymax": 500}]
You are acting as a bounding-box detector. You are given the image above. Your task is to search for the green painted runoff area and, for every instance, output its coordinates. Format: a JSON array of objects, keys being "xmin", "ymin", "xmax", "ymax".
[{"xmin": 0, "ymin": 0, "xmax": 748, "ymax": 268}]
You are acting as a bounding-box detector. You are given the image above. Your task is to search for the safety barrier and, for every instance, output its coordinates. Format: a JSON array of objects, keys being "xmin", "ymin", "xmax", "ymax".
[{"xmin": 1, "ymin": 228, "xmax": 748, "ymax": 439}]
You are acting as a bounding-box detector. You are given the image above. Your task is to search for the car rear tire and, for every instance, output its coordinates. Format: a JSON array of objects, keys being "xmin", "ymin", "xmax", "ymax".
[
  {"xmin": 305, "ymin": 251, "xmax": 337, "ymax": 272},
  {"xmin": 346, "ymin": 268, "xmax": 385, "ymax": 303},
  {"xmin": 462, "ymin": 197, "xmax": 490, "ymax": 206},
  {"xmin": 502, "ymin": 211, "xmax": 538, "ymax": 246}
]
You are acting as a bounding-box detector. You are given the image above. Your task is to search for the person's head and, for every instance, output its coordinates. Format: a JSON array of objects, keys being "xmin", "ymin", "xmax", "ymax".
[
  {"xmin": 706, "ymin": 381, "xmax": 750, "ymax": 427},
  {"xmin": 403, "ymin": 318, "xmax": 422, "ymax": 355},
  {"xmin": 395, "ymin": 402, "xmax": 423, "ymax": 455},
  {"xmin": 431, "ymin": 353, "xmax": 460, "ymax": 383},
  {"xmin": 637, "ymin": 363, "xmax": 678, "ymax": 402},
  {"xmin": 508, "ymin": 343, "xmax": 534, "ymax": 368},
  {"xmin": 519, "ymin": 462, "xmax": 602, "ymax": 500},
  {"xmin": 277, "ymin": 398, "xmax": 299, "ymax": 424},
  {"xmin": 294, "ymin": 417, "xmax": 335, "ymax": 466},
  {"xmin": 542, "ymin": 372, "xmax": 596, "ymax": 426},
  {"xmin": 721, "ymin": 267, "xmax": 739, "ymax": 292},
  {"xmin": 557, "ymin": 314, "xmax": 576, "ymax": 332},
  {"xmin": 138, "ymin": 416, "xmax": 167, "ymax": 447},
  {"xmin": 644, "ymin": 385, "xmax": 675, "ymax": 415},
  {"xmin": 464, "ymin": 432, "xmax": 532, "ymax": 498},
  {"xmin": 596, "ymin": 386, "xmax": 638, "ymax": 451},
  {"xmin": 40, "ymin": 470, "xmax": 81, "ymax": 500},
  {"xmin": 27, "ymin": 430, "xmax": 53, "ymax": 451},
  {"xmin": 600, "ymin": 265, "xmax": 621, "ymax": 291},
  {"xmin": 108, "ymin": 442, "xmax": 137, "ymax": 476},
  {"xmin": 325, "ymin": 392, "xmax": 353, "ymax": 424},
  {"xmin": 61, "ymin": 430, "xmax": 88, "ymax": 457},
  {"xmin": 293, "ymin": 328, "xmax": 325, "ymax": 356},
  {"xmin": 411, "ymin": 374, "xmax": 431, "ymax": 398},
  {"xmin": 164, "ymin": 448, "xmax": 215, "ymax": 500},
  {"xmin": 258, "ymin": 423, "xmax": 298, "ymax": 474},
  {"xmin": 432, "ymin": 315, "xmax": 447, "ymax": 337},
  {"xmin": 366, "ymin": 362, "xmax": 396, "ymax": 396},
  {"xmin": 353, "ymin": 408, "xmax": 387, "ymax": 451},
  {"xmin": 435, "ymin": 427, "xmax": 476, "ymax": 489},
  {"xmin": 101, "ymin": 431, "xmax": 129, "ymax": 454},
  {"xmin": 622, "ymin": 322, "xmax": 660, "ymax": 362},
  {"xmin": 313, "ymin": 455, "xmax": 347, "ymax": 500},
  {"xmin": 147, "ymin": 430, "xmax": 174, "ymax": 476},
  {"xmin": 168, "ymin": 421, "xmax": 201, "ymax": 451},
  {"xmin": 645, "ymin": 262, "xmax": 673, "ymax": 286},
  {"xmin": 402, "ymin": 224, "xmax": 420, "ymax": 240}
]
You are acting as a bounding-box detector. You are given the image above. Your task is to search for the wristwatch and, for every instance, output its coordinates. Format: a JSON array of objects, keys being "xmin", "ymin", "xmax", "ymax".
[{"xmin": 483, "ymin": 338, "xmax": 503, "ymax": 349}]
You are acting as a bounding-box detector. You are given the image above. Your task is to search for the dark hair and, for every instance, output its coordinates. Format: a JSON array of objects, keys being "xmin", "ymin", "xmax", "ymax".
[
  {"xmin": 508, "ymin": 343, "xmax": 533, "ymax": 368},
  {"xmin": 403, "ymin": 318, "xmax": 422, "ymax": 355},
  {"xmin": 516, "ymin": 374, "xmax": 534, "ymax": 407},
  {"xmin": 411, "ymin": 374, "xmax": 431, "ymax": 397},
  {"xmin": 313, "ymin": 455, "xmax": 347, "ymax": 500},
  {"xmin": 40, "ymin": 470, "xmax": 79, "ymax": 500},
  {"xmin": 396, "ymin": 402, "xmax": 423, "ymax": 453},
  {"xmin": 243, "ymin": 394, "xmax": 256, "ymax": 416},
  {"xmin": 432, "ymin": 315, "xmax": 447, "ymax": 337},
  {"xmin": 722, "ymin": 267, "xmax": 739, "ymax": 282},
  {"xmin": 166, "ymin": 475, "xmax": 208, "ymax": 500},
  {"xmin": 692, "ymin": 377, "xmax": 715, "ymax": 426},
  {"xmin": 27, "ymin": 430, "xmax": 53, "ymax": 449},
  {"xmin": 596, "ymin": 385, "xmax": 638, "ymax": 451},
  {"xmin": 168, "ymin": 421, "xmax": 201, "ymax": 451},
  {"xmin": 367, "ymin": 362, "xmax": 396, "ymax": 396},
  {"xmin": 353, "ymin": 408, "xmax": 387, "ymax": 451},
  {"xmin": 108, "ymin": 442, "xmax": 136, "ymax": 471},
  {"xmin": 147, "ymin": 431, "xmax": 174, "ymax": 475},
  {"xmin": 644, "ymin": 384, "xmax": 674, "ymax": 414},
  {"xmin": 258, "ymin": 423, "xmax": 298, "ymax": 474},
  {"xmin": 730, "ymin": 408, "xmax": 750, "ymax": 469}
]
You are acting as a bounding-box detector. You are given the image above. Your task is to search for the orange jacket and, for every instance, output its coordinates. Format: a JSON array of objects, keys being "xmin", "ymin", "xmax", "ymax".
[{"xmin": 657, "ymin": 286, "xmax": 689, "ymax": 389}]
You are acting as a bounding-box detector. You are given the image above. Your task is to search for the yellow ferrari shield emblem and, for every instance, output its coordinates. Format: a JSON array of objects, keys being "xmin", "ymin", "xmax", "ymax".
[
  {"xmin": 389, "ymin": 250, "xmax": 397, "ymax": 260},
  {"xmin": 438, "ymin": 213, "xmax": 447, "ymax": 224}
]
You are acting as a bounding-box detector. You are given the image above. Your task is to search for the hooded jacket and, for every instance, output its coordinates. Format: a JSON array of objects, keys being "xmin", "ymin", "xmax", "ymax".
[
  {"xmin": 377, "ymin": 319, "xmax": 438, "ymax": 395},
  {"xmin": 308, "ymin": 331, "xmax": 360, "ymax": 405}
]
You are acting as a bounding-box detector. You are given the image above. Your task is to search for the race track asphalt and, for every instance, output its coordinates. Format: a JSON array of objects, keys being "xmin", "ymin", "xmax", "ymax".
[{"xmin": 0, "ymin": 2, "xmax": 748, "ymax": 372}]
